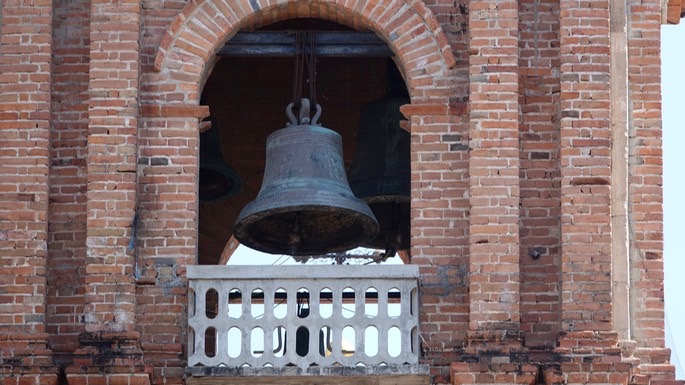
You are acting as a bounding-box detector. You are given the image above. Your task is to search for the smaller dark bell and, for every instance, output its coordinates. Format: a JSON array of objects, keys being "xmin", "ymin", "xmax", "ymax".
[
  {"xmin": 348, "ymin": 96, "xmax": 411, "ymax": 251},
  {"xmin": 199, "ymin": 117, "xmax": 242, "ymax": 203},
  {"xmin": 234, "ymin": 115, "xmax": 379, "ymax": 256}
]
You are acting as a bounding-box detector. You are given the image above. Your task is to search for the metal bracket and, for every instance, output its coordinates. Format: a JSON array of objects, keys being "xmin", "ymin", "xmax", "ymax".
[{"xmin": 286, "ymin": 98, "xmax": 322, "ymax": 126}]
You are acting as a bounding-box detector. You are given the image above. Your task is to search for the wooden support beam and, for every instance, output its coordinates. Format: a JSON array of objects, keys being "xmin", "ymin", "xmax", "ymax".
[{"xmin": 218, "ymin": 32, "xmax": 394, "ymax": 57}]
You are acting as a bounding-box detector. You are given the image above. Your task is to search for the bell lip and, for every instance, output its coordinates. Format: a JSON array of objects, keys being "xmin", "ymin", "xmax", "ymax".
[
  {"xmin": 233, "ymin": 201, "xmax": 380, "ymax": 256},
  {"xmin": 361, "ymin": 199, "xmax": 411, "ymax": 250},
  {"xmin": 198, "ymin": 163, "xmax": 242, "ymax": 203},
  {"xmin": 235, "ymin": 188, "xmax": 378, "ymax": 224}
]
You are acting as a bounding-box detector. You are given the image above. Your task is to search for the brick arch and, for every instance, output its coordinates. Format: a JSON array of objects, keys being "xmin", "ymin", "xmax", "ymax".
[{"xmin": 152, "ymin": 0, "xmax": 456, "ymax": 102}]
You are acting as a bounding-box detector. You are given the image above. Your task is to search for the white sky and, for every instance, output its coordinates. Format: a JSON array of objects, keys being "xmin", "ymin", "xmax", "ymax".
[{"xmin": 663, "ymin": 23, "xmax": 685, "ymax": 379}]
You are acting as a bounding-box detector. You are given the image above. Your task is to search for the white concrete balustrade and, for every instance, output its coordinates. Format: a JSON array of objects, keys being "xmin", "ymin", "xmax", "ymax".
[{"xmin": 187, "ymin": 265, "xmax": 420, "ymax": 370}]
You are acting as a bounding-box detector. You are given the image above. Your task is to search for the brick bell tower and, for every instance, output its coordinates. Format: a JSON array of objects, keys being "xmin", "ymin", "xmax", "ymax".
[{"xmin": 0, "ymin": 0, "xmax": 684, "ymax": 385}]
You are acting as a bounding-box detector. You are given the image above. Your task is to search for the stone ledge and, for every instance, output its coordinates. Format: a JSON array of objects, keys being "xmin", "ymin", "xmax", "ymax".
[
  {"xmin": 187, "ymin": 364, "xmax": 430, "ymax": 378},
  {"xmin": 186, "ymin": 365, "xmax": 430, "ymax": 385}
]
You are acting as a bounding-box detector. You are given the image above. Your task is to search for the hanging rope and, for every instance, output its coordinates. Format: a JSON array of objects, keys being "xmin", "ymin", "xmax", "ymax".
[
  {"xmin": 291, "ymin": 31, "xmax": 305, "ymax": 112},
  {"xmin": 307, "ymin": 30, "xmax": 318, "ymax": 108},
  {"xmin": 290, "ymin": 30, "xmax": 319, "ymax": 124}
]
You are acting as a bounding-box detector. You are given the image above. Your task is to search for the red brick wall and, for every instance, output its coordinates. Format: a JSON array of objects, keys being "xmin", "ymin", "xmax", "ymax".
[{"xmin": 0, "ymin": 0, "xmax": 680, "ymax": 384}]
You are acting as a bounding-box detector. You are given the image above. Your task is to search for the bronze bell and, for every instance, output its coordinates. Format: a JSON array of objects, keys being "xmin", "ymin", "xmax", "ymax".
[
  {"xmin": 199, "ymin": 117, "xmax": 242, "ymax": 202},
  {"xmin": 233, "ymin": 99, "xmax": 379, "ymax": 256},
  {"xmin": 348, "ymin": 94, "xmax": 411, "ymax": 252}
]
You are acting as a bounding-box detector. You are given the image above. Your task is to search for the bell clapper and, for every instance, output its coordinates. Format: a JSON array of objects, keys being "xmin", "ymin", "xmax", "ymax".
[{"xmin": 287, "ymin": 214, "xmax": 303, "ymax": 254}]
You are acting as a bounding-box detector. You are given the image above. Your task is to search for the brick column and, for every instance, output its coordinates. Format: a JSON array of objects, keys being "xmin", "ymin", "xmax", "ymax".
[
  {"xmin": 452, "ymin": 5, "xmax": 524, "ymax": 383},
  {"xmin": 627, "ymin": 0, "xmax": 678, "ymax": 381},
  {"xmin": 627, "ymin": 0, "xmax": 665, "ymax": 348},
  {"xmin": 558, "ymin": 0, "xmax": 612, "ymax": 333},
  {"xmin": 467, "ymin": 0, "xmax": 521, "ymax": 333},
  {"xmin": 48, "ymin": 0, "xmax": 91, "ymax": 363},
  {"xmin": 400, "ymin": 101, "xmax": 470, "ymax": 382},
  {"xmin": 70, "ymin": 0, "xmax": 151, "ymax": 382},
  {"xmin": 84, "ymin": 0, "xmax": 140, "ymax": 334},
  {"xmin": 517, "ymin": 0, "xmax": 562, "ymax": 349},
  {"xmin": 0, "ymin": 0, "xmax": 58, "ymax": 382},
  {"xmin": 136, "ymin": 104, "xmax": 208, "ymax": 383}
]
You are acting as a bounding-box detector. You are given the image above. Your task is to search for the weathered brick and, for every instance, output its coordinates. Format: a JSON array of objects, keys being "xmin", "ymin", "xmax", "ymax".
[{"xmin": 0, "ymin": 1, "xmax": 680, "ymax": 385}]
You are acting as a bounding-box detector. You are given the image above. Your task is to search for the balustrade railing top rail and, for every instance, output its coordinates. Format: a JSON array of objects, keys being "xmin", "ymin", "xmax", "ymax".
[{"xmin": 187, "ymin": 265, "xmax": 420, "ymax": 372}]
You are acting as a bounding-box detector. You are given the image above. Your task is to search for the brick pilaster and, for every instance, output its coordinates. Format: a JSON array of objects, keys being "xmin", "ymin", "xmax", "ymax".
[
  {"xmin": 558, "ymin": 0, "xmax": 612, "ymax": 332},
  {"xmin": 517, "ymin": 0, "xmax": 562, "ymax": 350},
  {"xmin": 0, "ymin": 0, "xmax": 57, "ymax": 382},
  {"xmin": 627, "ymin": 0, "xmax": 665, "ymax": 348},
  {"xmin": 400, "ymin": 101, "xmax": 470, "ymax": 381},
  {"xmin": 47, "ymin": 0, "xmax": 91, "ymax": 364},
  {"xmin": 468, "ymin": 0, "xmax": 521, "ymax": 332},
  {"xmin": 84, "ymin": 0, "xmax": 141, "ymax": 334},
  {"xmin": 137, "ymin": 105, "xmax": 208, "ymax": 383},
  {"xmin": 627, "ymin": 0, "xmax": 682, "ymax": 379},
  {"xmin": 76, "ymin": 0, "xmax": 147, "ymax": 381},
  {"xmin": 72, "ymin": 0, "xmax": 150, "ymax": 384}
]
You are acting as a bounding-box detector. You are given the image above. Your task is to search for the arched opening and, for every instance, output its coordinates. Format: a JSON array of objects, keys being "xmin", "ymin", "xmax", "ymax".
[
  {"xmin": 149, "ymin": 0, "xmax": 457, "ymax": 373},
  {"xmin": 197, "ymin": 19, "xmax": 410, "ymax": 266}
]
